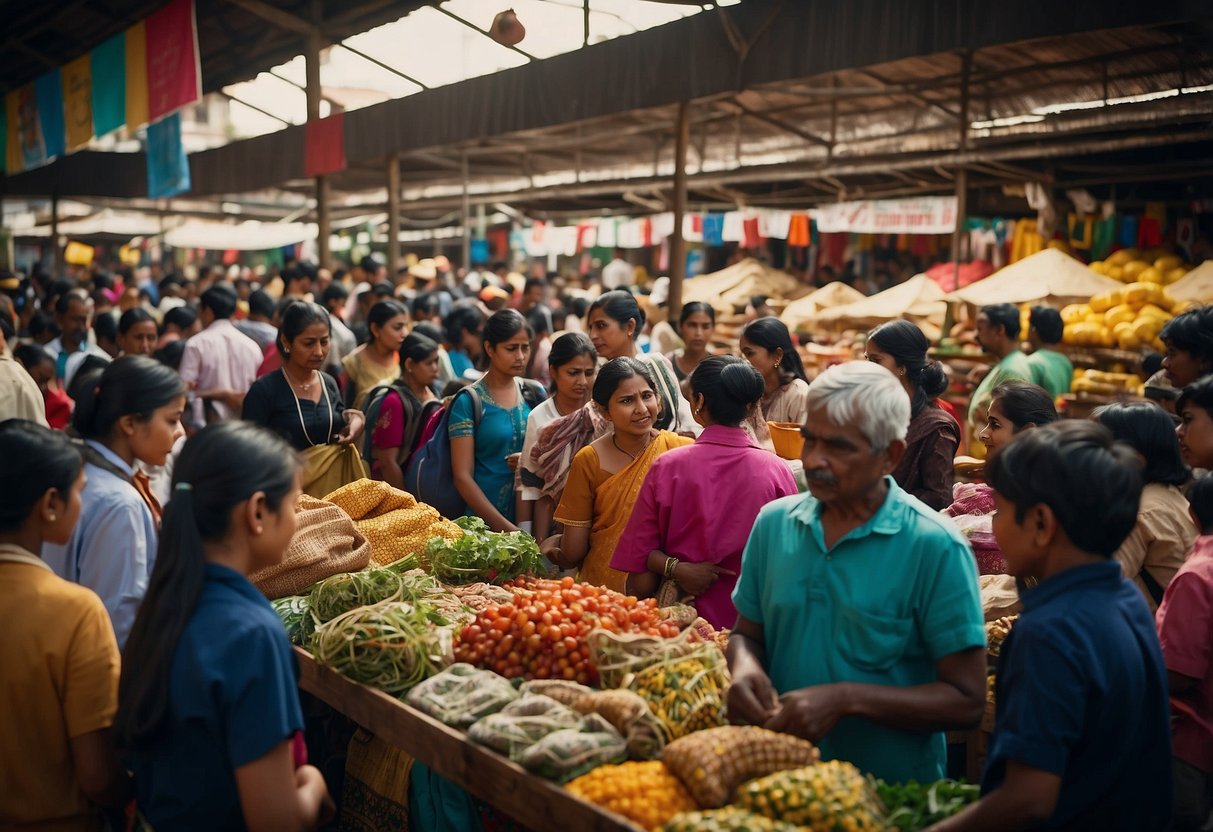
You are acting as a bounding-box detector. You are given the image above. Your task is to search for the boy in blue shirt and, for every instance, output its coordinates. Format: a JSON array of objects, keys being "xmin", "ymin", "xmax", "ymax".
[{"xmin": 931, "ymin": 421, "xmax": 1171, "ymax": 831}]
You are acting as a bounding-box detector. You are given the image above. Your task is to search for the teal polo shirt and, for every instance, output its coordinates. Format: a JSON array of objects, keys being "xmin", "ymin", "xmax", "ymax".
[
  {"xmin": 1028, "ymin": 348, "xmax": 1074, "ymax": 399},
  {"xmin": 732, "ymin": 477, "xmax": 985, "ymax": 784}
]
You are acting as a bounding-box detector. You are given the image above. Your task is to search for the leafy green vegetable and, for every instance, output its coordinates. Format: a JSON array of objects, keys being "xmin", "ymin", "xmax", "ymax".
[
  {"xmin": 875, "ymin": 779, "xmax": 980, "ymax": 831},
  {"xmin": 424, "ymin": 518, "xmax": 542, "ymax": 585}
]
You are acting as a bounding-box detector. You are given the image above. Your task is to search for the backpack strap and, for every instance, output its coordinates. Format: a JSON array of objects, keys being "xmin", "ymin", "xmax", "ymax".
[{"xmin": 1139, "ymin": 566, "xmax": 1166, "ymax": 607}]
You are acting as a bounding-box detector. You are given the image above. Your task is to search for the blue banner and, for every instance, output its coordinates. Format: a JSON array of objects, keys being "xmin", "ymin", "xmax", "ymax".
[
  {"xmin": 34, "ymin": 69, "xmax": 65, "ymax": 160},
  {"xmin": 146, "ymin": 112, "xmax": 190, "ymax": 198},
  {"xmin": 91, "ymin": 33, "xmax": 127, "ymax": 136}
]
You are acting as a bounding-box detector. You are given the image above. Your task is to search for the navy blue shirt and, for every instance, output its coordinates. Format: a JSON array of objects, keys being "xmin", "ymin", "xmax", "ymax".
[
  {"xmin": 982, "ymin": 561, "xmax": 1171, "ymax": 830},
  {"xmin": 130, "ymin": 564, "xmax": 305, "ymax": 830}
]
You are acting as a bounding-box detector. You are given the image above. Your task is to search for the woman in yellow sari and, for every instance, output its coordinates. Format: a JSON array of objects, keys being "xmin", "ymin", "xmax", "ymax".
[{"xmin": 543, "ymin": 358, "xmax": 692, "ymax": 591}]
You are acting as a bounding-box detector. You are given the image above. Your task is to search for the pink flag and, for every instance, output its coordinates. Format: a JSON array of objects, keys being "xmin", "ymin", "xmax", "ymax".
[{"xmin": 145, "ymin": 0, "xmax": 201, "ymax": 122}]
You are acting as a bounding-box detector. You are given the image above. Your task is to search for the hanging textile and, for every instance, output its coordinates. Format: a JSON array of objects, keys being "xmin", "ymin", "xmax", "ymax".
[
  {"xmin": 786, "ymin": 214, "xmax": 810, "ymax": 248},
  {"xmin": 702, "ymin": 214, "xmax": 725, "ymax": 247},
  {"xmin": 1091, "ymin": 216, "xmax": 1117, "ymax": 261},
  {"xmin": 742, "ymin": 217, "xmax": 762, "ymax": 249},
  {"xmin": 90, "ymin": 32, "xmax": 126, "ymax": 136},
  {"xmin": 146, "ymin": 111, "xmax": 190, "ymax": 198},
  {"xmin": 1118, "ymin": 215, "xmax": 1138, "ymax": 249},
  {"xmin": 1067, "ymin": 213, "xmax": 1093, "ymax": 251},
  {"xmin": 721, "ymin": 212, "xmax": 745, "ymax": 243}
]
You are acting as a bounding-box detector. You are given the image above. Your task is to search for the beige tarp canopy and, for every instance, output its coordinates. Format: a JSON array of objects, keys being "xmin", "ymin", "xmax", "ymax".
[
  {"xmin": 816, "ymin": 274, "xmax": 947, "ymax": 331},
  {"xmin": 780, "ymin": 281, "xmax": 867, "ymax": 331},
  {"xmin": 945, "ymin": 248, "xmax": 1121, "ymax": 306},
  {"xmin": 681, "ymin": 258, "xmax": 806, "ymax": 313},
  {"xmin": 1167, "ymin": 260, "xmax": 1213, "ymax": 303}
]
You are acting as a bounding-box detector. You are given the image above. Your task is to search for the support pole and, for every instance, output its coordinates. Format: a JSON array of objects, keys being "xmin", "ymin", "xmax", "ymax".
[
  {"xmin": 668, "ymin": 101, "xmax": 690, "ymax": 321},
  {"xmin": 387, "ymin": 154, "xmax": 401, "ymax": 274},
  {"xmin": 306, "ymin": 3, "xmax": 330, "ymax": 268},
  {"xmin": 583, "ymin": 0, "xmax": 590, "ymax": 48},
  {"xmin": 951, "ymin": 168, "xmax": 968, "ymax": 292},
  {"xmin": 51, "ymin": 194, "xmax": 61, "ymax": 277},
  {"xmin": 461, "ymin": 152, "xmax": 471, "ymax": 270}
]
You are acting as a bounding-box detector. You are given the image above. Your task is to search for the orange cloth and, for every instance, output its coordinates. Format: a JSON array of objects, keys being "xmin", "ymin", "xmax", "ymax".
[
  {"xmin": 787, "ymin": 214, "xmax": 811, "ymax": 247},
  {"xmin": 554, "ymin": 432, "xmax": 692, "ymax": 591},
  {"xmin": 131, "ymin": 469, "xmax": 163, "ymax": 524}
]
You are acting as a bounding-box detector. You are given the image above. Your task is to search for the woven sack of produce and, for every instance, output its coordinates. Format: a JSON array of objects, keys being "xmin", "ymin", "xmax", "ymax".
[
  {"xmin": 734, "ymin": 760, "xmax": 886, "ymax": 831},
  {"xmin": 623, "ymin": 646, "xmax": 729, "ymax": 743},
  {"xmin": 519, "ymin": 680, "xmax": 663, "ymax": 758},
  {"xmin": 468, "ymin": 694, "xmax": 584, "ymax": 760},
  {"xmin": 250, "ymin": 494, "xmax": 370, "ymax": 599},
  {"xmin": 325, "ymin": 479, "xmax": 462, "ymax": 568},
  {"xmin": 662, "ymin": 726, "xmax": 819, "ymax": 809},
  {"xmin": 587, "ymin": 623, "xmax": 719, "ymax": 690},
  {"xmin": 658, "ymin": 806, "xmax": 802, "ymax": 832},
  {"xmin": 566, "ymin": 760, "xmax": 698, "ymax": 830}
]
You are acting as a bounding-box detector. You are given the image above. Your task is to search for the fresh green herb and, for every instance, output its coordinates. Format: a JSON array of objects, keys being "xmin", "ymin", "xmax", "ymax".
[
  {"xmin": 424, "ymin": 516, "xmax": 542, "ymax": 585},
  {"xmin": 875, "ymin": 778, "xmax": 980, "ymax": 830}
]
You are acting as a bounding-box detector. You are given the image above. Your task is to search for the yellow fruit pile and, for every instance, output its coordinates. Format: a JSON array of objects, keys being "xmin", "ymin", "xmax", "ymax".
[
  {"xmin": 1089, "ymin": 248, "xmax": 1192, "ymax": 287},
  {"xmin": 567, "ymin": 761, "xmax": 699, "ymax": 830},
  {"xmin": 1061, "ymin": 278, "xmax": 1192, "ymax": 351},
  {"xmin": 733, "ymin": 761, "xmax": 886, "ymax": 832}
]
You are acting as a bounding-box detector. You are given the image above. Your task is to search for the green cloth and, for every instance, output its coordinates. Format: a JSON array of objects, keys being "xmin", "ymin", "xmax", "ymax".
[
  {"xmin": 731, "ymin": 479, "xmax": 986, "ymax": 784},
  {"xmin": 967, "ymin": 349, "xmax": 1035, "ymax": 437},
  {"xmin": 1028, "ymin": 348, "xmax": 1074, "ymax": 399}
]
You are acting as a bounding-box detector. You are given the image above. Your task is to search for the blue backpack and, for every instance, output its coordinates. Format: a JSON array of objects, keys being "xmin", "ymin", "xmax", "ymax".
[{"xmin": 404, "ymin": 379, "xmax": 547, "ymax": 519}]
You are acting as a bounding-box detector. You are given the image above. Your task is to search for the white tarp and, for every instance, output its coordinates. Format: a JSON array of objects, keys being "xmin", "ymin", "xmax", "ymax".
[
  {"xmin": 945, "ymin": 248, "xmax": 1121, "ymax": 306},
  {"xmin": 164, "ymin": 221, "xmax": 318, "ymax": 250},
  {"xmin": 1168, "ymin": 260, "xmax": 1213, "ymax": 303}
]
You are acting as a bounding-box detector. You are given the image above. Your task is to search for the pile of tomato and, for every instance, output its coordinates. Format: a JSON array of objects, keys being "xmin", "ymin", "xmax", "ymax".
[{"xmin": 453, "ymin": 576, "xmax": 682, "ymax": 684}]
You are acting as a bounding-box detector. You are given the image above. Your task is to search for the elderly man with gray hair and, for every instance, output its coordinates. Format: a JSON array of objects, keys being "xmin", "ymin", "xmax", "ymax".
[{"xmin": 727, "ymin": 361, "xmax": 986, "ymax": 785}]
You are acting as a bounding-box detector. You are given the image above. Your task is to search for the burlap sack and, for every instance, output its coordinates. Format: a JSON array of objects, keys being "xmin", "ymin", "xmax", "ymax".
[{"xmin": 251, "ymin": 494, "xmax": 371, "ymax": 600}]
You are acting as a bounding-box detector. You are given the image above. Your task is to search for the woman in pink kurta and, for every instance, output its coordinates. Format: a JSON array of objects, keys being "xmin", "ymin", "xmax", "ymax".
[{"xmin": 611, "ymin": 356, "xmax": 797, "ymax": 629}]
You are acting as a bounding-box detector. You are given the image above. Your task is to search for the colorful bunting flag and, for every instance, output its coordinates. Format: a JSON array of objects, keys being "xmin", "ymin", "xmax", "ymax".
[
  {"xmin": 14, "ymin": 86, "xmax": 45, "ymax": 170},
  {"xmin": 91, "ymin": 32, "xmax": 127, "ymax": 137},
  {"xmin": 125, "ymin": 22, "xmax": 149, "ymax": 130},
  {"xmin": 34, "ymin": 69, "xmax": 65, "ymax": 160},
  {"xmin": 147, "ymin": 112, "xmax": 190, "ymax": 198},
  {"xmin": 304, "ymin": 113, "xmax": 346, "ymax": 177},
  {"xmin": 62, "ymin": 55, "xmax": 94, "ymax": 150},
  {"xmin": 146, "ymin": 0, "xmax": 200, "ymax": 122}
]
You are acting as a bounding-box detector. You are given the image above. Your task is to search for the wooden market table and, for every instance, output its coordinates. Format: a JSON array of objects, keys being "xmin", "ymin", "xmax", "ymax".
[{"xmin": 294, "ymin": 648, "xmax": 641, "ymax": 832}]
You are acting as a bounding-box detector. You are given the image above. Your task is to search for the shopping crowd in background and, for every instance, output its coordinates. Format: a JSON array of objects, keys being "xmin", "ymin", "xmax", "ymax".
[{"xmin": 1, "ymin": 248, "xmax": 1212, "ymax": 832}]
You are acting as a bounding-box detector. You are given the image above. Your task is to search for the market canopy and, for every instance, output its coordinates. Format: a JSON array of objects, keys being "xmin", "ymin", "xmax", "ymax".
[
  {"xmin": 681, "ymin": 258, "xmax": 805, "ymax": 314},
  {"xmin": 817, "ymin": 274, "xmax": 947, "ymax": 328},
  {"xmin": 781, "ymin": 282, "xmax": 867, "ymax": 332},
  {"xmin": 945, "ymin": 249, "xmax": 1121, "ymax": 306},
  {"xmin": 1167, "ymin": 260, "xmax": 1213, "ymax": 304}
]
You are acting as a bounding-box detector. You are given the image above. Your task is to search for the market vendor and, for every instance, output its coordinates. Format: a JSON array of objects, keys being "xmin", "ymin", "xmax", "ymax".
[
  {"xmin": 966, "ymin": 303, "xmax": 1034, "ymax": 453},
  {"xmin": 726, "ymin": 361, "xmax": 986, "ymax": 785}
]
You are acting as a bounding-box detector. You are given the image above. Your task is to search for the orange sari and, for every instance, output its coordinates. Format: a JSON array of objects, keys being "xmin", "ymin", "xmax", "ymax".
[{"xmin": 553, "ymin": 432, "xmax": 692, "ymax": 592}]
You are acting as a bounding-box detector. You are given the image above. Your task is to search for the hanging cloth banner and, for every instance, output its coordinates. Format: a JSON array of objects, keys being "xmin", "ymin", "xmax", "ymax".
[
  {"xmin": 147, "ymin": 111, "xmax": 190, "ymax": 198},
  {"xmin": 34, "ymin": 70, "xmax": 66, "ymax": 161},
  {"xmin": 62, "ymin": 55, "xmax": 94, "ymax": 150},
  {"xmin": 814, "ymin": 197, "xmax": 958, "ymax": 234},
  {"xmin": 304, "ymin": 112, "xmax": 346, "ymax": 177},
  {"xmin": 91, "ymin": 32, "xmax": 127, "ymax": 137},
  {"xmin": 146, "ymin": 0, "xmax": 201, "ymax": 122},
  {"xmin": 125, "ymin": 22, "xmax": 150, "ymax": 129},
  {"xmin": 12, "ymin": 86, "xmax": 44, "ymax": 171}
]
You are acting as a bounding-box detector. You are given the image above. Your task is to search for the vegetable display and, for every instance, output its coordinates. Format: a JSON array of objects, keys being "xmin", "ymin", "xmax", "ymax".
[
  {"xmin": 658, "ymin": 807, "xmax": 803, "ymax": 832},
  {"xmin": 875, "ymin": 779, "xmax": 980, "ymax": 831},
  {"xmin": 565, "ymin": 761, "xmax": 699, "ymax": 830},
  {"xmin": 405, "ymin": 663, "xmax": 520, "ymax": 727},
  {"xmin": 311, "ymin": 600, "xmax": 451, "ymax": 695},
  {"xmin": 522, "ymin": 680, "xmax": 666, "ymax": 760},
  {"xmin": 271, "ymin": 595, "xmax": 315, "ymax": 646},
  {"xmin": 517, "ymin": 715, "xmax": 628, "ymax": 783},
  {"xmin": 661, "ymin": 726, "xmax": 820, "ymax": 809},
  {"xmin": 734, "ymin": 761, "xmax": 886, "ymax": 831},
  {"xmin": 425, "ymin": 516, "xmax": 544, "ymax": 585},
  {"xmin": 468, "ymin": 695, "xmax": 584, "ymax": 760},
  {"xmin": 453, "ymin": 577, "xmax": 681, "ymax": 683},
  {"xmin": 626, "ymin": 650, "xmax": 729, "ymax": 742}
]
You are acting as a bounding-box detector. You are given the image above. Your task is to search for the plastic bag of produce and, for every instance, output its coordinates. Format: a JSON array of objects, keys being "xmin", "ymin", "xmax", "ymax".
[
  {"xmin": 661, "ymin": 726, "xmax": 819, "ymax": 809},
  {"xmin": 518, "ymin": 719, "xmax": 627, "ymax": 783},
  {"xmin": 734, "ymin": 761, "xmax": 886, "ymax": 831},
  {"xmin": 468, "ymin": 695, "xmax": 583, "ymax": 760},
  {"xmin": 271, "ymin": 595, "xmax": 316, "ymax": 646},
  {"xmin": 405, "ymin": 663, "xmax": 520, "ymax": 727},
  {"xmin": 626, "ymin": 648, "xmax": 729, "ymax": 742},
  {"xmin": 522, "ymin": 680, "xmax": 664, "ymax": 760},
  {"xmin": 658, "ymin": 807, "xmax": 802, "ymax": 832}
]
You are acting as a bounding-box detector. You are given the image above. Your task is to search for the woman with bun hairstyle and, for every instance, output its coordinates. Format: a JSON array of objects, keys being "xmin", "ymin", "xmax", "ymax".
[
  {"xmin": 611, "ymin": 356, "xmax": 798, "ymax": 627},
  {"xmin": 739, "ymin": 317, "xmax": 810, "ymax": 449},
  {"xmin": 117, "ymin": 422, "xmax": 334, "ymax": 831},
  {"xmin": 865, "ymin": 319, "xmax": 960, "ymax": 509},
  {"xmin": 340, "ymin": 300, "xmax": 408, "ymax": 408},
  {"xmin": 666, "ymin": 301, "xmax": 716, "ymax": 384},
  {"xmin": 43, "ymin": 356, "xmax": 186, "ymax": 648},
  {"xmin": 543, "ymin": 358, "xmax": 692, "ymax": 591},
  {"xmin": 0, "ymin": 421, "xmax": 133, "ymax": 830}
]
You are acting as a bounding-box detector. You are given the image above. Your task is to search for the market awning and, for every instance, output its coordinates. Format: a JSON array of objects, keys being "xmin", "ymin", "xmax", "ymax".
[
  {"xmin": 163, "ymin": 221, "xmax": 318, "ymax": 250},
  {"xmin": 781, "ymin": 282, "xmax": 867, "ymax": 332},
  {"xmin": 681, "ymin": 258, "xmax": 805, "ymax": 314},
  {"xmin": 946, "ymin": 249, "xmax": 1122, "ymax": 306},
  {"xmin": 818, "ymin": 275, "xmax": 948, "ymax": 327}
]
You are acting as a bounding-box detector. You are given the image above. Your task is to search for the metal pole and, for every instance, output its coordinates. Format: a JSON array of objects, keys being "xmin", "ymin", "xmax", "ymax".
[
  {"xmin": 669, "ymin": 101, "xmax": 690, "ymax": 321},
  {"xmin": 461, "ymin": 152, "xmax": 471, "ymax": 270},
  {"xmin": 583, "ymin": 0, "xmax": 590, "ymax": 48},
  {"xmin": 306, "ymin": 4, "xmax": 330, "ymax": 268},
  {"xmin": 951, "ymin": 168, "xmax": 968, "ymax": 292},
  {"xmin": 387, "ymin": 154, "xmax": 401, "ymax": 274},
  {"xmin": 51, "ymin": 194, "xmax": 61, "ymax": 277}
]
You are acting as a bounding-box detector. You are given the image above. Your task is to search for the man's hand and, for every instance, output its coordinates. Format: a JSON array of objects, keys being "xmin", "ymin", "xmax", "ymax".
[
  {"xmin": 673, "ymin": 561, "xmax": 735, "ymax": 597},
  {"xmin": 727, "ymin": 668, "xmax": 780, "ymax": 726},
  {"xmin": 764, "ymin": 684, "xmax": 851, "ymax": 741}
]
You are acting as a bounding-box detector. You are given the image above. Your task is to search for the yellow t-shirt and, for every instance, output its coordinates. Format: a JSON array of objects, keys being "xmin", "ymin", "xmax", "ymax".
[{"xmin": 0, "ymin": 545, "xmax": 121, "ymax": 832}]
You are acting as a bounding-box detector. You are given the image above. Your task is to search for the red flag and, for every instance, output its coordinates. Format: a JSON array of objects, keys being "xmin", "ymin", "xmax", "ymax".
[
  {"xmin": 304, "ymin": 113, "xmax": 345, "ymax": 177},
  {"xmin": 145, "ymin": 0, "xmax": 201, "ymax": 122}
]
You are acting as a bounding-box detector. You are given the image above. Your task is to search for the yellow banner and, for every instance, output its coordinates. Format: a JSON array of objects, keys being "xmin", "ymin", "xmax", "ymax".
[
  {"xmin": 62, "ymin": 54, "xmax": 93, "ymax": 150},
  {"xmin": 4, "ymin": 92, "xmax": 19, "ymax": 174},
  {"xmin": 65, "ymin": 241, "xmax": 95, "ymax": 266},
  {"xmin": 125, "ymin": 21, "xmax": 149, "ymax": 130}
]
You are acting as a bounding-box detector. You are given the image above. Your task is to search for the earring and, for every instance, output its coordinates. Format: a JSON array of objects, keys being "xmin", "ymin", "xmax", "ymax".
[
  {"xmin": 48, "ymin": 514, "xmax": 57, "ymax": 521},
  {"xmin": 255, "ymin": 526, "xmax": 263, "ymax": 534}
]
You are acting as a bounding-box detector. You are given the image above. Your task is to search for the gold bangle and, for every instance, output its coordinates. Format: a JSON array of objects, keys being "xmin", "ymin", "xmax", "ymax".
[{"xmin": 664, "ymin": 557, "xmax": 679, "ymax": 579}]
